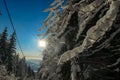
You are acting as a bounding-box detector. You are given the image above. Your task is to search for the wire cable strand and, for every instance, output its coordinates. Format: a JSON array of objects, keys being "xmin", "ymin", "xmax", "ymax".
[{"xmin": 3, "ymin": 0, "xmax": 25, "ymax": 57}]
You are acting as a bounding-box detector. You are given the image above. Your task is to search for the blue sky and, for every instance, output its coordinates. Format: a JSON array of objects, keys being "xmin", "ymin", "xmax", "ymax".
[{"xmin": 0, "ymin": 0, "xmax": 53, "ymax": 58}]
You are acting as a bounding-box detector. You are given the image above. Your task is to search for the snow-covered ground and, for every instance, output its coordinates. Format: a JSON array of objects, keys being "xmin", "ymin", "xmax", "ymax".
[{"xmin": 0, "ymin": 65, "xmax": 18, "ymax": 80}]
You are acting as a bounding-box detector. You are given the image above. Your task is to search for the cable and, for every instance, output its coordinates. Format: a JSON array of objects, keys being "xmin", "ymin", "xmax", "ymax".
[
  {"xmin": 3, "ymin": 0, "xmax": 25, "ymax": 57},
  {"xmin": 0, "ymin": 0, "xmax": 2, "ymax": 15}
]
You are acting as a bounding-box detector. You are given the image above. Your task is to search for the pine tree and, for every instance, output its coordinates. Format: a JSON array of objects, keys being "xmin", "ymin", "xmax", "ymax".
[
  {"xmin": 18, "ymin": 57, "xmax": 29, "ymax": 79},
  {"xmin": 27, "ymin": 65, "xmax": 35, "ymax": 78},
  {"xmin": 0, "ymin": 27, "xmax": 8, "ymax": 64},
  {"xmin": 6, "ymin": 32, "xmax": 16, "ymax": 72},
  {"xmin": 15, "ymin": 54, "xmax": 21, "ymax": 77}
]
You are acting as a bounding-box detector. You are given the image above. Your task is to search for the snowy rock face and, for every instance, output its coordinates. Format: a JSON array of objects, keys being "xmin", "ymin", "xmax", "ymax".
[{"xmin": 38, "ymin": 0, "xmax": 120, "ymax": 80}]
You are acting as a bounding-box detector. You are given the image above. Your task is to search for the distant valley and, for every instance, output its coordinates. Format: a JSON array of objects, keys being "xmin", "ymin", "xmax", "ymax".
[{"xmin": 26, "ymin": 59, "xmax": 41, "ymax": 72}]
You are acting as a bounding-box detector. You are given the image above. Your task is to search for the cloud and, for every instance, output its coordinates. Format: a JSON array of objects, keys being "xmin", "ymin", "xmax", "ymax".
[{"xmin": 19, "ymin": 55, "xmax": 43, "ymax": 60}]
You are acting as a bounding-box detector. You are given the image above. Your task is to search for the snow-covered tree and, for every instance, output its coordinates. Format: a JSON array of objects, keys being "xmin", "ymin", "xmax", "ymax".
[
  {"xmin": 38, "ymin": 0, "xmax": 120, "ymax": 80},
  {"xmin": 0, "ymin": 27, "xmax": 8, "ymax": 64},
  {"xmin": 6, "ymin": 32, "xmax": 16, "ymax": 72}
]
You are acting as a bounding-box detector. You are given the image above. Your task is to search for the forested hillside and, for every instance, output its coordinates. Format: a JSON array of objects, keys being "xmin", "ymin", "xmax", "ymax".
[
  {"xmin": 0, "ymin": 27, "xmax": 35, "ymax": 80},
  {"xmin": 38, "ymin": 0, "xmax": 120, "ymax": 80}
]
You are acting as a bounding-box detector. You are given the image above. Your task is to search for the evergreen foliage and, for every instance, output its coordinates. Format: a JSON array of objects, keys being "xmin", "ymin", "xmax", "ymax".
[
  {"xmin": 0, "ymin": 27, "xmax": 35, "ymax": 80},
  {"xmin": 27, "ymin": 65, "xmax": 35, "ymax": 78},
  {"xmin": 6, "ymin": 32, "xmax": 16, "ymax": 72},
  {"xmin": 0, "ymin": 27, "xmax": 8, "ymax": 64}
]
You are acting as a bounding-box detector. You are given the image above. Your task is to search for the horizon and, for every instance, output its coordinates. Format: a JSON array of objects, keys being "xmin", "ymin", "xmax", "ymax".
[{"xmin": 19, "ymin": 55, "xmax": 43, "ymax": 60}]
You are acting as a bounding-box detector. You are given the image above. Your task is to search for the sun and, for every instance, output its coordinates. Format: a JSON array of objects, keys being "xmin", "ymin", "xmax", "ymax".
[{"xmin": 38, "ymin": 39, "xmax": 47, "ymax": 48}]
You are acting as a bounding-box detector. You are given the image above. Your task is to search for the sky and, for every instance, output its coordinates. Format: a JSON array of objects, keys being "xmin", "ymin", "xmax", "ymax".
[{"xmin": 0, "ymin": 0, "xmax": 53, "ymax": 59}]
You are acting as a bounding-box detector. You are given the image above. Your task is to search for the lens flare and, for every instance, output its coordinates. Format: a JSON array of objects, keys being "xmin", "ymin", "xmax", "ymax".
[{"xmin": 38, "ymin": 40, "xmax": 47, "ymax": 48}]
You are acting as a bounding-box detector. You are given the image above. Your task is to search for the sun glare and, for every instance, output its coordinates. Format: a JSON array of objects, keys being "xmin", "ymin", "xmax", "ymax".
[{"xmin": 38, "ymin": 39, "xmax": 47, "ymax": 48}]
